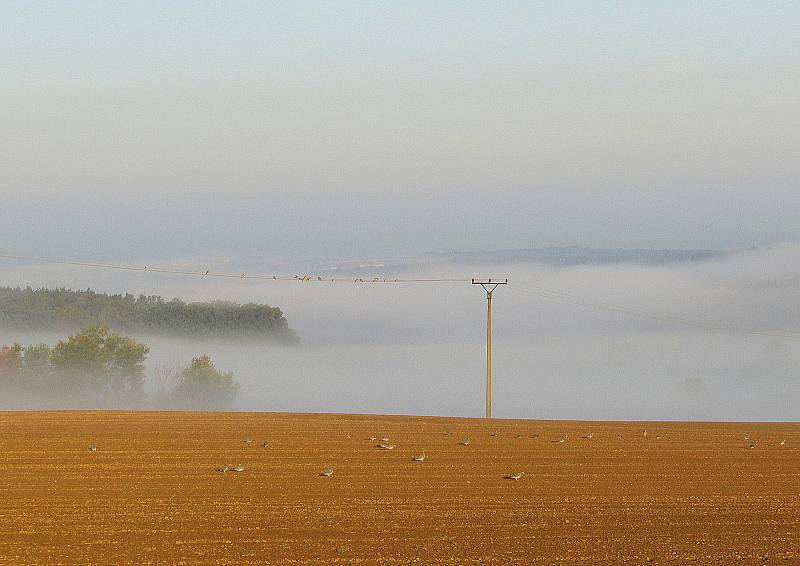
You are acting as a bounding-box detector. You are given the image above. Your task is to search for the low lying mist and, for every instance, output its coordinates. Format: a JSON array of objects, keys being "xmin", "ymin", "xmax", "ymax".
[{"xmin": 1, "ymin": 245, "xmax": 798, "ymax": 420}]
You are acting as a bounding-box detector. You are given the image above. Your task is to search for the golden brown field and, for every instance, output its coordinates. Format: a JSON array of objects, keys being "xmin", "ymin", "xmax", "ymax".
[{"xmin": 0, "ymin": 412, "xmax": 798, "ymax": 565}]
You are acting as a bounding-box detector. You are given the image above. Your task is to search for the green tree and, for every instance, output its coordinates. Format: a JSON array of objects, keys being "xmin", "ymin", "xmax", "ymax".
[
  {"xmin": 20, "ymin": 344, "xmax": 52, "ymax": 390},
  {"xmin": 0, "ymin": 344, "xmax": 23, "ymax": 390},
  {"xmin": 0, "ymin": 286, "xmax": 297, "ymax": 342},
  {"xmin": 170, "ymin": 355, "xmax": 239, "ymax": 410},
  {"xmin": 50, "ymin": 326, "xmax": 149, "ymax": 399}
]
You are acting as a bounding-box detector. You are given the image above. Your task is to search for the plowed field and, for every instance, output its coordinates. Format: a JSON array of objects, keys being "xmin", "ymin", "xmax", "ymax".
[{"xmin": 1, "ymin": 412, "xmax": 798, "ymax": 564}]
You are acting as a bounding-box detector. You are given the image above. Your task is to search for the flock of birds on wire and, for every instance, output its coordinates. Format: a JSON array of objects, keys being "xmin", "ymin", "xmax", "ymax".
[
  {"xmin": 141, "ymin": 264, "xmax": 449, "ymax": 284},
  {"xmin": 86, "ymin": 429, "xmax": 788, "ymax": 480}
]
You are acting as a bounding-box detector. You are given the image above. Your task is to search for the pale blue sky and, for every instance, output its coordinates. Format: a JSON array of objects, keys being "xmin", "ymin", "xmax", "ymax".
[{"xmin": 1, "ymin": 2, "xmax": 798, "ymax": 259}]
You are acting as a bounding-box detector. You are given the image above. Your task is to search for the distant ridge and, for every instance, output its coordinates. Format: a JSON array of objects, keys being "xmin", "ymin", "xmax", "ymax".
[
  {"xmin": 301, "ymin": 246, "xmax": 725, "ymax": 275},
  {"xmin": 421, "ymin": 246, "xmax": 725, "ymax": 267}
]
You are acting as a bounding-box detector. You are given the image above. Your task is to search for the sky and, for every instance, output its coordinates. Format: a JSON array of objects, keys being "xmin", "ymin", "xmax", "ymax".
[
  {"xmin": 1, "ymin": 2, "xmax": 799, "ymax": 259},
  {"xmin": 1, "ymin": 3, "xmax": 799, "ymax": 419}
]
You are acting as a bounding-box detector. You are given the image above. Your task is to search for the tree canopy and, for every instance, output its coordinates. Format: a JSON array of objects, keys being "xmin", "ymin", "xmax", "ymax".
[
  {"xmin": 0, "ymin": 286, "xmax": 297, "ymax": 342},
  {"xmin": 166, "ymin": 355, "xmax": 240, "ymax": 410},
  {"xmin": 1, "ymin": 327, "xmax": 239, "ymax": 409},
  {"xmin": 50, "ymin": 325, "xmax": 149, "ymax": 398}
]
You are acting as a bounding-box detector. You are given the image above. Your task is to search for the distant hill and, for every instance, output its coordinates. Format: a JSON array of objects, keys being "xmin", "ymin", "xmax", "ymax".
[
  {"xmin": 421, "ymin": 246, "xmax": 725, "ymax": 267},
  {"xmin": 291, "ymin": 246, "xmax": 726, "ymax": 276},
  {"xmin": 0, "ymin": 287, "xmax": 297, "ymax": 342}
]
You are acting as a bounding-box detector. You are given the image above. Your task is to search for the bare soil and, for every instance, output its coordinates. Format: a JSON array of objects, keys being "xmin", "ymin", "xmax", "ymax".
[{"xmin": 0, "ymin": 412, "xmax": 798, "ymax": 564}]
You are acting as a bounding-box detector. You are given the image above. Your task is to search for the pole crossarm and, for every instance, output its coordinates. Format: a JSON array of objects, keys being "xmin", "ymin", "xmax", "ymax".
[
  {"xmin": 472, "ymin": 278, "xmax": 507, "ymax": 419},
  {"xmin": 471, "ymin": 278, "xmax": 508, "ymax": 294}
]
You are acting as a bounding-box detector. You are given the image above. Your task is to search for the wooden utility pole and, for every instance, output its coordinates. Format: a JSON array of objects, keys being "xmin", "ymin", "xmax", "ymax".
[{"xmin": 472, "ymin": 278, "xmax": 507, "ymax": 418}]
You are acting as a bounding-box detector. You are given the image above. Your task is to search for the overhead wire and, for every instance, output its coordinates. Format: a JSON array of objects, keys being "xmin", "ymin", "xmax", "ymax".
[
  {"xmin": 0, "ymin": 253, "xmax": 470, "ymax": 284},
  {"xmin": 1, "ymin": 252, "xmax": 797, "ymax": 338}
]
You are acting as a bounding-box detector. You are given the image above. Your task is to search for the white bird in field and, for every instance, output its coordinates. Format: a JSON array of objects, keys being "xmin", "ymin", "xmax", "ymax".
[
  {"xmin": 749, "ymin": 444, "xmax": 755, "ymax": 449},
  {"xmin": 259, "ymin": 441, "xmax": 269, "ymax": 448},
  {"xmin": 377, "ymin": 443, "xmax": 395, "ymax": 450},
  {"xmin": 643, "ymin": 430, "xmax": 648, "ymax": 438},
  {"xmin": 581, "ymin": 433, "xmax": 593, "ymax": 440},
  {"xmin": 379, "ymin": 437, "xmax": 390, "ymax": 442},
  {"xmin": 243, "ymin": 439, "xmax": 253, "ymax": 444},
  {"xmin": 780, "ymin": 440, "xmax": 786, "ymax": 446},
  {"xmin": 412, "ymin": 452, "xmax": 426, "ymax": 462},
  {"xmin": 551, "ymin": 436, "xmax": 567, "ymax": 443},
  {"xmin": 319, "ymin": 468, "xmax": 335, "ymax": 477},
  {"xmin": 504, "ymin": 472, "xmax": 525, "ymax": 481},
  {"xmin": 367, "ymin": 435, "xmax": 378, "ymax": 441},
  {"xmin": 88, "ymin": 444, "xmax": 97, "ymax": 452},
  {"xmin": 216, "ymin": 465, "xmax": 245, "ymax": 473},
  {"xmin": 460, "ymin": 438, "xmax": 470, "ymax": 446}
]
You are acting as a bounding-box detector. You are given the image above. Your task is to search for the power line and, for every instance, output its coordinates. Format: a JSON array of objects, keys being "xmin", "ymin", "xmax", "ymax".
[
  {"xmin": 0, "ymin": 254, "xmax": 469, "ymax": 284},
  {"xmin": 1, "ymin": 252, "xmax": 797, "ymax": 339}
]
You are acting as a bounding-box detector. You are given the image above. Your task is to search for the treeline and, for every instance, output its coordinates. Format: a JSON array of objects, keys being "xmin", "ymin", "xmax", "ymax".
[
  {"xmin": 0, "ymin": 286, "xmax": 297, "ymax": 342},
  {"xmin": 0, "ymin": 326, "xmax": 239, "ymax": 409}
]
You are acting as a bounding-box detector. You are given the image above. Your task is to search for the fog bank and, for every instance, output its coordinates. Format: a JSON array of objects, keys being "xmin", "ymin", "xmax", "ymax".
[{"xmin": 1, "ymin": 245, "xmax": 798, "ymax": 420}]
